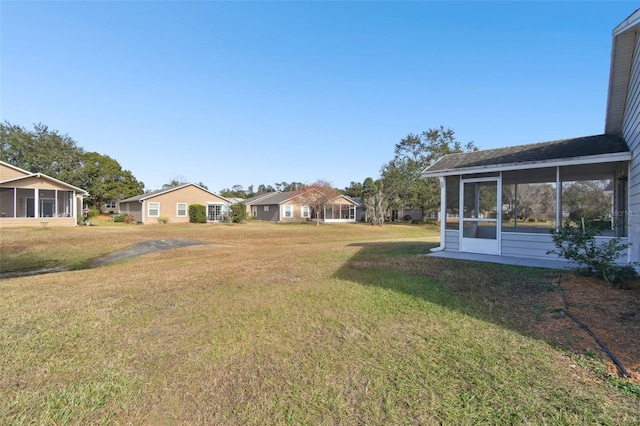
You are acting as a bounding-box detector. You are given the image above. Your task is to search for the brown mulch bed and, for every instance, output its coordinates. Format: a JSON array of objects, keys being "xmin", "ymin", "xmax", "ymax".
[{"xmin": 535, "ymin": 272, "xmax": 640, "ymax": 384}]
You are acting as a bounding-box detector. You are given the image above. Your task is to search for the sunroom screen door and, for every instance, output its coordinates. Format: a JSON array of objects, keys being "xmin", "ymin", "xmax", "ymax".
[{"xmin": 460, "ymin": 178, "xmax": 500, "ymax": 255}]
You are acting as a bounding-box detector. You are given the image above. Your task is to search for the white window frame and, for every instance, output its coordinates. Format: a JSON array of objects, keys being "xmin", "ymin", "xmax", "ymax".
[
  {"xmin": 283, "ymin": 205, "xmax": 293, "ymax": 218},
  {"xmin": 301, "ymin": 205, "xmax": 310, "ymax": 218},
  {"xmin": 176, "ymin": 202, "xmax": 187, "ymax": 217},
  {"xmin": 264, "ymin": 205, "xmax": 269, "ymax": 212},
  {"xmin": 148, "ymin": 202, "xmax": 160, "ymax": 217},
  {"xmin": 252, "ymin": 206, "xmax": 258, "ymax": 217}
]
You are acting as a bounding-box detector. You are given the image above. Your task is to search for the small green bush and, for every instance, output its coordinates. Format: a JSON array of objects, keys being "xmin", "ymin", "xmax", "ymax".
[
  {"xmin": 230, "ymin": 202, "xmax": 247, "ymax": 223},
  {"xmin": 189, "ymin": 204, "xmax": 206, "ymax": 223},
  {"xmin": 158, "ymin": 215, "xmax": 169, "ymax": 224},
  {"xmin": 548, "ymin": 219, "xmax": 638, "ymax": 288},
  {"xmin": 113, "ymin": 214, "xmax": 125, "ymax": 223}
]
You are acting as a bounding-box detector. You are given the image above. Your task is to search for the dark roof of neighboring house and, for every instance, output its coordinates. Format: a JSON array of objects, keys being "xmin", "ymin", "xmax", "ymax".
[
  {"xmin": 243, "ymin": 191, "xmax": 282, "ymax": 205},
  {"xmin": 422, "ymin": 134, "xmax": 630, "ymax": 176},
  {"xmin": 246, "ymin": 191, "xmax": 304, "ymax": 206},
  {"xmin": 119, "ymin": 183, "xmax": 231, "ymax": 203},
  {"xmin": 245, "ymin": 190, "xmax": 358, "ymax": 206}
]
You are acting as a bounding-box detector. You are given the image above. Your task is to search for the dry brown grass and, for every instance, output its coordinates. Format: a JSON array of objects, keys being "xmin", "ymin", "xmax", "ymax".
[{"xmin": 1, "ymin": 220, "xmax": 638, "ymax": 424}]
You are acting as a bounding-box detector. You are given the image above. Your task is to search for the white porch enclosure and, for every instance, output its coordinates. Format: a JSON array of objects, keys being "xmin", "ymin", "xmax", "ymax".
[
  {"xmin": 0, "ymin": 187, "xmax": 75, "ymax": 218},
  {"xmin": 423, "ymin": 10, "xmax": 639, "ymax": 268},
  {"xmin": 439, "ymin": 158, "xmax": 630, "ymax": 262}
]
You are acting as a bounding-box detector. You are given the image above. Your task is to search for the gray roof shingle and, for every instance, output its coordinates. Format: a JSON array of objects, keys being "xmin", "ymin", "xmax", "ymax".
[{"xmin": 422, "ymin": 134, "xmax": 629, "ymax": 176}]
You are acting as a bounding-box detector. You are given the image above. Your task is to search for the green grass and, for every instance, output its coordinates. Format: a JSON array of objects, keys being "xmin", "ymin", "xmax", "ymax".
[{"xmin": 0, "ymin": 221, "xmax": 638, "ymax": 424}]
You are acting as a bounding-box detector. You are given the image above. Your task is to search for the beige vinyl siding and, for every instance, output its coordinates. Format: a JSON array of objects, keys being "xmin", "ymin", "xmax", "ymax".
[
  {"xmin": 279, "ymin": 202, "xmax": 308, "ymax": 222},
  {"xmin": 0, "ymin": 163, "xmax": 30, "ymax": 180},
  {"xmin": 142, "ymin": 185, "xmax": 229, "ymax": 224},
  {"xmin": 4, "ymin": 176, "xmax": 74, "ymax": 191},
  {"xmin": 623, "ymin": 31, "xmax": 640, "ymax": 263}
]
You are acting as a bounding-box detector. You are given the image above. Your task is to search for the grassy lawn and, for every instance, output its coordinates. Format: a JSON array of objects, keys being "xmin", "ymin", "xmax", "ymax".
[{"xmin": 1, "ymin": 219, "xmax": 638, "ymax": 424}]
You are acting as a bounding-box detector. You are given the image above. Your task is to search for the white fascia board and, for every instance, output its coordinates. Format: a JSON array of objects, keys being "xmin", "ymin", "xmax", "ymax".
[
  {"xmin": 612, "ymin": 8, "xmax": 640, "ymax": 36},
  {"xmin": 421, "ymin": 152, "xmax": 632, "ymax": 178},
  {"xmin": 1, "ymin": 173, "xmax": 89, "ymax": 195}
]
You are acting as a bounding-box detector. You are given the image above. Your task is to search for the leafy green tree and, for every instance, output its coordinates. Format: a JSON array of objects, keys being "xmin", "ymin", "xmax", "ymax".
[
  {"xmin": 362, "ymin": 177, "xmax": 387, "ymax": 226},
  {"xmin": 256, "ymin": 184, "xmax": 276, "ymax": 194},
  {"xmin": 220, "ymin": 185, "xmax": 249, "ymax": 198},
  {"xmin": 562, "ymin": 180, "xmax": 612, "ymax": 223},
  {"xmin": 230, "ymin": 202, "xmax": 248, "ymax": 223},
  {"xmin": 0, "ymin": 121, "xmax": 85, "ymax": 184},
  {"xmin": 381, "ymin": 126, "xmax": 477, "ymax": 219},
  {"xmin": 162, "ymin": 177, "xmax": 188, "ymax": 189},
  {"xmin": 294, "ymin": 180, "xmax": 340, "ymax": 226},
  {"xmin": 77, "ymin": 152, "xmax": 144, "ymax": 211},
  {"xmin": 341, "ymin": 181, "xmax": 363, "ymax": 198}
]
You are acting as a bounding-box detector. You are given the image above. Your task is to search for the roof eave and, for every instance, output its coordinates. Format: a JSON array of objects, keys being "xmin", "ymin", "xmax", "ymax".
[
  {"xmin": 1, "ymin": 172, "xmax": 89, "ymax": 195},
  {"xmin": 604, "ymin": 8, "xmax": 640, "ymax": 134},
  {"xmin": 421, "ymin": 151, "xmax": 632, "ymax": 178}
]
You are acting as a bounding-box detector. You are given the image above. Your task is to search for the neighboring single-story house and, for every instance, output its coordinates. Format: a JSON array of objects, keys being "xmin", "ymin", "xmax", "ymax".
[
  {"xmin": 100, "ymin": 200, "xmax": 120, "ymax": 214},
  {"xmin": 244, "ymin": 190, "xmax": 359, "ymax": 223},
  {"xmin": 118, "ymin": 183, "xmax": 232, "ymax": 224},
  {"xmin": 422, "ymin": 9, "xmax": 639, "ymax": 267},
  {"xmin": 0, "ymin": 160, "xmax": 88, "ymax": 228}
]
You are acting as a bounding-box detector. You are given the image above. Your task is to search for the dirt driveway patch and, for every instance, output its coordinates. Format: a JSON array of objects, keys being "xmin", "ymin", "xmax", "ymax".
[{"xmin": 91, "ymin": 239, "xmax": 214, "ymax": 267}]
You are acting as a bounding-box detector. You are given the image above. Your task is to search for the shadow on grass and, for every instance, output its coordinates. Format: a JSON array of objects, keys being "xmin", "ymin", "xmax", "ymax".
[{"xmin": 334, "ymin": 241, "xmax": 560, "ymax": 339}]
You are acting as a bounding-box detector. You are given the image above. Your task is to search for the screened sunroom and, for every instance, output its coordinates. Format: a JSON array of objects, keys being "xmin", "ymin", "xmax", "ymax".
[{"xmin": 422, "ymin": 134, "xmax": 632, "ymax": 262}]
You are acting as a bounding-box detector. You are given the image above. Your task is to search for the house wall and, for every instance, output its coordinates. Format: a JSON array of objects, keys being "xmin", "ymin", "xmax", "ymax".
[
  {"xmin": 5, "ymin": 176, "xmax": 73, "ymax": 191},
  {"xmin": 0, "ymin": 163, "xmax": 29, "ymax": 180},
  {"xmin": 100, "ymin": 202, "xmax": 120, "ymax": 214},
  {"xmin": 252, "ymin": 204, "xmax": 279, "ymax": 221},
  {"xmin": 623, "ymin": 30, "xmax": 640, "ymax": 264},
  {"xmin": 501, "ymin": 233, "xmax": 558, "ymax": 259},
  {"xmin": 279, "ymin": 202, "xmax": 308, "ymax": 223},
  {"xmin": 444, "ymin": 230, "xmax": 459, "ymax": 252},
  {"xmin": 141, "ymin": 186, "xmax": 229, "ymax": 224},
  {"xmin": 119, "ymin": 201, "xmax": 143, "ymax": 223}
]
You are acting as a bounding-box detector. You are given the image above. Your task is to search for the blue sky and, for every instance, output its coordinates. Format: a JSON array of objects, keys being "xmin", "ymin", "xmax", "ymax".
[{"xmin": 1, "ymin": 1, "xmax": 637, "ymax": 193}]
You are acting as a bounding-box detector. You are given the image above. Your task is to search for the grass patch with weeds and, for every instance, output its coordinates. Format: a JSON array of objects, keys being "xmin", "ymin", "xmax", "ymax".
[{"xmin": 0, "ymin": 221, "xmax": 638, "ymax": 424}]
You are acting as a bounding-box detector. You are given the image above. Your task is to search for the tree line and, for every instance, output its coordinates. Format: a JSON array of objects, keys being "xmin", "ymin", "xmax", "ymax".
[
  {"xmin": 1, "ymin": 121, "xmax": 479, "ymax": 223},
  {"xmin": 0, "ymin": 122, "xmax": 144, "ymax": 212}
]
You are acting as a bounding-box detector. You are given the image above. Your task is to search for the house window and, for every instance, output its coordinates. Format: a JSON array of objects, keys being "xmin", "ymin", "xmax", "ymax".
[
  {"xmin": 301, "ymin": 205, "xmax": 310, "ymax": 218},
  {"xmin": 148, "ymin": 202, "xmax": 160, "ymax": 217},
  {"xmin": 105, "ymin": 201, "xmax": 117, "ymax": 209},
  {"xmin": 177, "ymin": 203, "xmax": 187, "ymax": 217},
  {"xmin": 264, "ymin": 206, "xmax": 269, "ymax": 212},
  {"xmin": 283, "ymin": 205, "xmax": 293, "ymax": 218},
  {"xmin": 252, "ymin": 206, "xmax": 257, "ymax": 217}
]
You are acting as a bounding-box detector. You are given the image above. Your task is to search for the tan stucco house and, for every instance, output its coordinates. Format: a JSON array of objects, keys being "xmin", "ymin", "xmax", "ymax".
[
  {"xmin": 0, "ymin": 160, "xmax": 88, "ymax": 228},
  {"xmin": 118, "ymin": 183, "xmax": 232, "ymax": 224}
]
